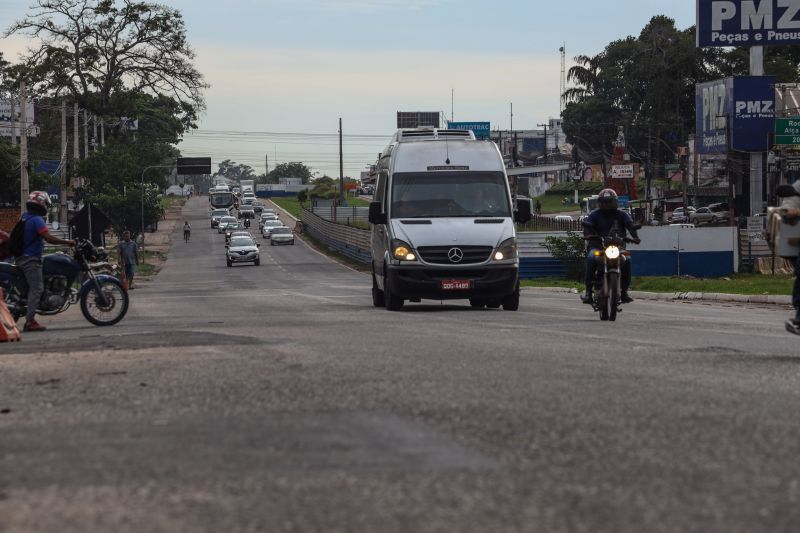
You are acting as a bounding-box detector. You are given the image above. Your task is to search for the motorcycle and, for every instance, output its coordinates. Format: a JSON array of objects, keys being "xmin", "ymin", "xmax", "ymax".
[
  {"xmin": 0, "ymin": 239, "xmax": 129, "ymax": 326},
  {"xmin": 586, "ymin": 234, "xmax": 635, "ymax": 322}
]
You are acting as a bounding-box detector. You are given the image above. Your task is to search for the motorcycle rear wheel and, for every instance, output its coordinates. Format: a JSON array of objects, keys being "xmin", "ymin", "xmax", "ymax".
[{"xmin": 80, "ymin": 278, "xmax": 129, "ymax": 326}]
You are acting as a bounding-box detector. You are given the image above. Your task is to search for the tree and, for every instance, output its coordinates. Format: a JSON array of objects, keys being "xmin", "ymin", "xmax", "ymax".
[
  {"xmin": 216, "ymin": 160, "xmax": 256, "ymax": 181},
  {"xmin": 269, "ymin": 162, "xmax": 312, "ymax": 184},
  {"xmin": 76, "ymin": 139, "xmax": 178, "ymax": 195},
  {"xmin": 4, "ymin": 0, "xmax": 207, "ymax": 126},
  {"xmin": 93, "ymin": 185, "xmax": 161, "ymax": 236}
]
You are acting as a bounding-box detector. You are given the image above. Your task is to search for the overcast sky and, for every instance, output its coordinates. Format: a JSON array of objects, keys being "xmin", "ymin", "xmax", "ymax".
[{"xmin": 1, "ymin": 0, "xmax": 696, "ymax": 177}]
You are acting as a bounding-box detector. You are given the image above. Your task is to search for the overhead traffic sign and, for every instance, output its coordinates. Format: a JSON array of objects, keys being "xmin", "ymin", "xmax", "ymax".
[{"xmin": 775, "ymin": 117, "xmax": 800, "ymax": 146}]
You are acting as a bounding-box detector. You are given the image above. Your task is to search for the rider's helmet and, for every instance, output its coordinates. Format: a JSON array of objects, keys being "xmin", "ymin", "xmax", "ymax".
[
  {"xmin": 26, "ymin": 191, "xmax": 52, "ymax": 216},
  {"xmin": 597, "ymin": 188, "xmax": 619, "ymax": 212}
]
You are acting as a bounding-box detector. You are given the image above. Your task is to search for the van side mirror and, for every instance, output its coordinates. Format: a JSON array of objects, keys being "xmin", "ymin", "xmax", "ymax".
[
  {"xmin": 368, "ymin": 202, "xmax": 387, "ymax": 225},
  {"xmin": 514, "ymin": 197, "xmax": 532, "ymax": 224}
]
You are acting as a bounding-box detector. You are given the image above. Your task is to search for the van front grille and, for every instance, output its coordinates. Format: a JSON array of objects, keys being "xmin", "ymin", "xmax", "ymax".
[{"xmin": 417, "ymin": 246, "xmax": 493, "ymax": 265}]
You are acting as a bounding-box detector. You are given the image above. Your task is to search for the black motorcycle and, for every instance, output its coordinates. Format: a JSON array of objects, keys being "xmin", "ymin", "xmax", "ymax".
[
  {"xmin": 586, "ymin": 234, "xmax": 635, "ymax": 322},
  {"xmin": 0, "ymin": 239, "xmax": 129, "ymax": 326}
]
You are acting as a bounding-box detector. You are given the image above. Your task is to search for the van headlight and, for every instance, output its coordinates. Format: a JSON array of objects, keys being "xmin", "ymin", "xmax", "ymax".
[
  {"xmin": 493, "ymin": 237, "xmax": 517, "ymax": 261},
  {"xmin": 391, "ymin": 239, "xmax": 417, "ymax": 261},
  {"xmin": 605, "ymin": 246, "xmax": 621, "ymax": 260}
]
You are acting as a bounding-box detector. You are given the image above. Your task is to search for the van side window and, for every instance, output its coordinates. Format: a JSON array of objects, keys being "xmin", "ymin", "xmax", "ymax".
[{"xmin": 376, "ymin": 171, "xmax": 387, "ymax": 205}]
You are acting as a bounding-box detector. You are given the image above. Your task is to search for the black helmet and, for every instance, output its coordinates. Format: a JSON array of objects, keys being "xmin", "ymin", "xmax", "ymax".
[{"xmin": 598, "ymin": 188, "xmax": 618, "ymax": 212}]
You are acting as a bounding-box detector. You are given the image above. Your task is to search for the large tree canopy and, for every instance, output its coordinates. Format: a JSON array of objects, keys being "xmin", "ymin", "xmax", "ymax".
[
  {"xmin": 561, "ymin": 15, "xmax": 800, "ymax": 172},
  {"xmin": 5, "ymin": 0, "xmax": 207, "ymax": 125}
]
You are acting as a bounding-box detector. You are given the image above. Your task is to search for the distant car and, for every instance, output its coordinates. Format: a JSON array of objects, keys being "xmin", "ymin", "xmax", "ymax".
[
  {"xmin": 210, "ymin": 208, "xmax": 230, "ymax": 228},
  {"xmin": 269, "ymin": 226, "xmax": 295, "ymax": 245},
  {"xmin": 238, "ymin": 205, "xmax": 255, "ymax": 219},
  {"xmin": 261, "ymin": 220, "xmax": 284, "ymax": 239},
  {"xmin": 554, "ymin": 215, "xmax": 573, "ymax": 222},
  {"xmin": 669, "ymin": 207, "xmax": 696, "ymax": 223},
  {"xmin": 690, "ymin": 207, "xmax": 720, "ymax": 225},
  {"xmin": 224, "ymin": 222, "xmax": 243, "ymax": 242},
  {"xmin": 226, "ymin": 235, "xmax": 260, "ymax": 267},
  {"xmin": 217, "ymin": 216, "xmax": 238, "ymax": 233},
  {"xmin": 669, "ymin": 223, "xmax": 695, "ymax": 228},
  {"xmin": 252, "ymin": 201, "xmax": 264, "ymax": 215},
  {"xmin": 708, "ymin": 202, "xmax": 730, "ymax": 221},
  {"xmin": 259, "ymin": 214, "xmax": 279, "ymax": 226}
]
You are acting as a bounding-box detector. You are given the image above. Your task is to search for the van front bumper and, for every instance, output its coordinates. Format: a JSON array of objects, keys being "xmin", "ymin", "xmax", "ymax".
[{"xmin": 386, "ymin": 263, "xmax": 518, "ymax": 301}]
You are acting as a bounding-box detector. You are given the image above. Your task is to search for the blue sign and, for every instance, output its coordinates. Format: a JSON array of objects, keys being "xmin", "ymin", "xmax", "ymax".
[
  {"xmin": 696, "ymin": 76, "xmax": 775, "ymax": 154},
  {"xmin": 697, "ymin": 1, "xmax": 800, "ymax": 47},
  {"xmin": 447, "ymin": 121, "xmax": 491, "ymax": 139}
]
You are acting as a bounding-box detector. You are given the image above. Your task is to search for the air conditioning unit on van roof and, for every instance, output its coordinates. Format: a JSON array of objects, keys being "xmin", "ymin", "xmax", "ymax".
[{"xmin": 395, "ymin": 128, "xmax": 476, "ymax": 142}]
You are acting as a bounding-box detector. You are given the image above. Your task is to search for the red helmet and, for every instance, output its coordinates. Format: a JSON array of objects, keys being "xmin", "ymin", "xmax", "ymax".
[
  {"xmin": 27, "ymin": 191, "xmax": 52, "ymax": 210},
  {"xmin": 597, "ymin": 188, "xmax": 618, "ymax": 211}
]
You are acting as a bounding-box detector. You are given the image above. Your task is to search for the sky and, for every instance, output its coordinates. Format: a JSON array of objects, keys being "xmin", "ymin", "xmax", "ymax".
[{"xmin": 0, "ymin": 0, "xmax": 696, "ymax": 178}]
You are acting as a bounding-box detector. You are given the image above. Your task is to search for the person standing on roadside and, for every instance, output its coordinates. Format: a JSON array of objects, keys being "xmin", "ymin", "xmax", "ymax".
[
  {"xmin": 15, "ymin": 191, "xmax": 75, "ymax": 332},
  {"xmin": 117, "ymin": 230, "xmax": 138, "ymax": 290}
]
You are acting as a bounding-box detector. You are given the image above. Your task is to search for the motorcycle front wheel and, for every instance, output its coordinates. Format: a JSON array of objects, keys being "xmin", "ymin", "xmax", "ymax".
[
  {"xmin": 607, "ymin": 272, "xmax": 618, "ymax": 322},
  {"xmin": 80, "ymin": 278, "xmax": 129, "ymax": 326}
]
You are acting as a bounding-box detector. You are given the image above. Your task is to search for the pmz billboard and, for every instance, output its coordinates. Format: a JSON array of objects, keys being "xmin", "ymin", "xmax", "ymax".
[
  {"xmin": 447, "ymin": 121, "xmax": 491, "ymax": 139},
  {"xmin": 697, "ymin": 0, "xmax": 800, "ymax": 47},
  {"xmin": 695, "ymin": 76, "xmax": 775, "ymax": 154}
]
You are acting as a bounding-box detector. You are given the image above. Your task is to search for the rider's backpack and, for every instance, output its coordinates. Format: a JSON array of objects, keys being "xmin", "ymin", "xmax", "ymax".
[{"xmin": 7, "ymin": 218, "xmax": 28, "ymax": 258}]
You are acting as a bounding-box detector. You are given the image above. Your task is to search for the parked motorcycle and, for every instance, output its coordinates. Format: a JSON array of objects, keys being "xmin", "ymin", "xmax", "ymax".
[
  {"xmin": 586, "ymin": 234, "xmax": 635, "ymax": 322},
  {"xmin": 0, "ymin": 239, "xmax": 129, "ymax": 326}
]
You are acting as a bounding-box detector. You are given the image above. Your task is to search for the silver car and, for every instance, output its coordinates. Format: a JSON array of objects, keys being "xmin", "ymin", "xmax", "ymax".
[
  {"xmin": 261, "ymin": 219, "xmax": 284, "ymax": 239},
  {"xmin": 217, "ymin": 216, "xmax": 238, "ymax": 233},
  {"xmin": 269, "ymin": 227, "xmax": 295, "ymax": 245},
  {"xmin": 227, "ymin": 235, "xmax": 260, "ymax": 267},
  {"xmin": 690, "ymin": 207, "xmax": 721, "ymax": 225}
]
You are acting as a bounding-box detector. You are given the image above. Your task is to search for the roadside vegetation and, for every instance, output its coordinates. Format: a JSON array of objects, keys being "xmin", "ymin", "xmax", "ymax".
[{"xmin": 522, "ymin": 274, "xmax": 793, "ymax": 296}]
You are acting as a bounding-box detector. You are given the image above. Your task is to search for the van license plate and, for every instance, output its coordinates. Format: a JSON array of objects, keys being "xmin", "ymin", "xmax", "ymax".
[{"xmin": 441, "ymin": 279, "xmax": 472, "ymax": 290}]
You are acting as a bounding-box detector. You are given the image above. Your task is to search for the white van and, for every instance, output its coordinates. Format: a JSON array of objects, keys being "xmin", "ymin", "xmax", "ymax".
[{"xmin": 369, "ymin": 128, "xmax": 531, "ymax": 311}]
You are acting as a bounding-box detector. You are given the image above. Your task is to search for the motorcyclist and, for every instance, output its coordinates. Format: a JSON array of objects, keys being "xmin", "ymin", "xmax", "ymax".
[
  {"xmin": 15, "ymin": 191, "xmax": 75, "ymax": 332},
  {"xmin": 580, "ymin": 188, "xmax": 640, "ymax": 305}
]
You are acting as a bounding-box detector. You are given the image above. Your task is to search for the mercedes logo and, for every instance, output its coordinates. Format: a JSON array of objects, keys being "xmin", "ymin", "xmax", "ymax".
[{"xmin": 448, "ymin": 247, "xmax": 464, "ymax": 263}]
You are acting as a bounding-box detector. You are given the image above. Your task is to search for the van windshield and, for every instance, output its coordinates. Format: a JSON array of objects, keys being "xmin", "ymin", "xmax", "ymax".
[{"xmin": 391, "ymin": 172, "xmax": 511, "ymax": 218}]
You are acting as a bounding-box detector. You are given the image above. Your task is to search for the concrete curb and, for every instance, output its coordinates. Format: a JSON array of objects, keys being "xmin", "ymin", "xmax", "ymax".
[{"xmin": 523, "ymin": 286, "xmax": 793, "ymax": 306}]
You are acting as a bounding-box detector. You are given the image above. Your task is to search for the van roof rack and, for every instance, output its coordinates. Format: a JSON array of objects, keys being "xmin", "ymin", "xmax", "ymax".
[{"xmin": 394, "ymin": 128, "xmax": 476, "ymax": 142}]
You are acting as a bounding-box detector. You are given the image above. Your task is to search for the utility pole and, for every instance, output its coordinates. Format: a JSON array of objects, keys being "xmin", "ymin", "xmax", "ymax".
[
  {"xmin": 538, "ymin": 122, "xmax": 549, "ymax": 161},
  {"xmin": 100, "ymin": 118, "xmax": 105, "ymax": 147},
  {"xmin": 749, "ymin": 46, "xmax": 765, "ymax": 216},
  {"xmin": 339, "ymin": 117, "xmax": 344, "ymax": 205},
  {"xmin": 92, "ymin": 115, "xmax": 98, "ymax": 152},
  {"xmin": 19, "ymin": 81, "xmax": 29, "ymax": 213},
  {"xmin": 10, "ymin": 97, "xmax": 16, "ymax": 146},
  {"xmin": 451, "ymin": 88, "xmax": 454, "ymax": 122},
  {"xmin": 60, "ymin": 101, "xmax": 68, "ymax": 224},
  {"xmin": 83, "ymin": 110, "xmax": 89, "ymax": 158},
  {"xmin": 265, "ymin": 153, "xmax": 269, "ymax": 176},
  {"xmin": 510, "ymin": 102, "xmax": 513, "ymax": 132},
  {"xmin": 73, "ymin": 102, "xmax": 79, "ymax": 163}
]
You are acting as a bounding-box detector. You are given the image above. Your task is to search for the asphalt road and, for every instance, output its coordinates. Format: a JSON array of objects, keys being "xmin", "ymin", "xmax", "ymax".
[{"xmin": 2, "ymin": 197, "xmax": 800, "ymax": 533}]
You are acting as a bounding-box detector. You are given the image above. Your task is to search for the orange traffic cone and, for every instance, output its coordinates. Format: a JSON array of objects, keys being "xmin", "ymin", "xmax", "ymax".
[
  {"xmin": 0, "ymin": 289, "xmax": 21, "ymax": 342},
  {"xmin": 119, "ymin": 269, "xmax": 129, "ymax": 291}
]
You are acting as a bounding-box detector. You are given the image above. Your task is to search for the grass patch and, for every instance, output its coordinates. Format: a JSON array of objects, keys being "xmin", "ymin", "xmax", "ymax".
[
  {"xmin": 521, "ymin": 278, "xmax": 583, "ymax": 290},
  {"xmin": 270, "ymin": 197, "xmax": 304, "ymax": 219},
  {"xmin": 137, "ymin": 251, "xmax": 166, "ymax": 277},
  {"xmin": 522, "ymin": 274, "xmax": 793, "ymax": 295},
  {"xmin": 631, "ymin": 274, "xmax": 792, "ymax": 295},
  {"xmin": 531, "ymin": 193, "xmax": 581, "ymax": 214},
  {"xmin": 160, "ymin": 196, "xmax": 186, "ymax": 210}
]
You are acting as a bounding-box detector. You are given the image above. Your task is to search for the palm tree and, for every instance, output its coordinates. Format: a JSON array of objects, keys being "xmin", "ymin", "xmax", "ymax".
[{"xmin": 563, "ymin": 54, "xmax": 602, "ymax": 104}]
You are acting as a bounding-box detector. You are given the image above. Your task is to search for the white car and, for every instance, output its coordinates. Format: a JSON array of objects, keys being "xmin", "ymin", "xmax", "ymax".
[
  {"xmin": 261, "ymin": 219, "xmax": 284, "ymax": 239},
  {"xmin": 226, "ymin": 235, "xmax": 260, "ymax": 267},
  {"xmin": 217, "ymin": 216, "xmax": 238, "ymax": 233},
  {"xmin": 269, "ymin": 227, "xmax": 295, "ymax": 245},
  {"xmin": 210, "ymin": 208, "xmax": 230, "ymax": 228}
]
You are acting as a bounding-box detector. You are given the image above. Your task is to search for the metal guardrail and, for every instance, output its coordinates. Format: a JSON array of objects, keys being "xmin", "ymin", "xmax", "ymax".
[
  {"xmin": 517, "ymin": 214, "xmax": 582, "ymax": 232},
  {"xmin": 309, "ymin": 205, "xmax": 369, "ymax": 225},
  {"xmin": 302, "ymin": 209, "xmax": 371, "ymax": 264}
]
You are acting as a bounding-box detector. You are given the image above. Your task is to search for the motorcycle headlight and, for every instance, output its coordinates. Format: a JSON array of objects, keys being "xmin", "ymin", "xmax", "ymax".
[
  {"xmin": 392, "ymin": 239, "xmax": 417, "ymax": 261},
  {"xmin": 605, "ymin": 246, "xmax": 621, "ymax": 260},
  {"xmin": 493, "ymin": 237, "xmax": 517, "ymax": 261}
]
